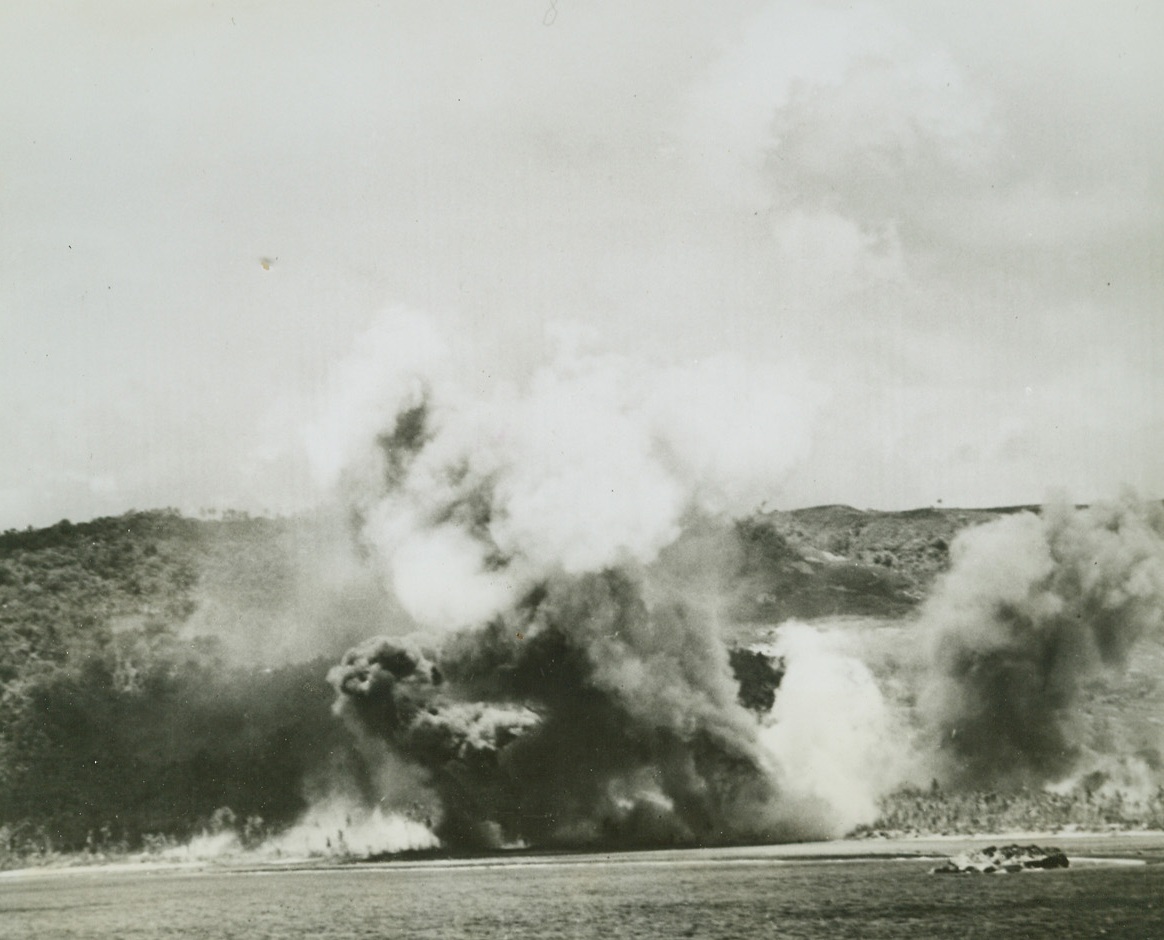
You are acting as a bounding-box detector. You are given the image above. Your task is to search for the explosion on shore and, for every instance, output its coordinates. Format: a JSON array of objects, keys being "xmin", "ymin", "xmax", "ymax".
[
  {"xmin": 3, "ymin": 373, "xmax": 1162, "ymax": 864},
  {"xmin": 41, "ymin": 315, "xmax": 1152, "ymax": 863},
  {"xmin": 299, "ymin": 316, "xmax": 1164, "ymax": 854},
  {"xmin": 330, "ymin": 572, "xmax": 796, "ymax": 848},
  {"xmin": 304, "ymin": 314, "xmax": 910, "ymax": 850}
]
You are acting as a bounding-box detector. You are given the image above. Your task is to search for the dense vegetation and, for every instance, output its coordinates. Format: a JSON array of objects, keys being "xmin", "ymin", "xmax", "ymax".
[
  {"xmin": 0, "ymin": 512, "xmax": 356, "ymax": 860},
  {"xmin": 857, "ymin": 783, "xmax": 1164, "ymax": 838}
]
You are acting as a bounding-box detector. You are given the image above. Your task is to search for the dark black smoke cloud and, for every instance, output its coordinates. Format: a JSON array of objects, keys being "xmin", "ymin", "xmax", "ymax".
[{"xmin": 330, "ymin": 569, "xmax": 794, "ymax": 849}]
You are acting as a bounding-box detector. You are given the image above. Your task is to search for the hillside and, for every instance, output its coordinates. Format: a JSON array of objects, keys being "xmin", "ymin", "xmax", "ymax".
[
  {"xmin": 0, "ymin": 511, "xmax": 379, "ymax": 859},
  {"xmin": 731, "ymin": 504, "xmax": 1020, "ymax": 623}
]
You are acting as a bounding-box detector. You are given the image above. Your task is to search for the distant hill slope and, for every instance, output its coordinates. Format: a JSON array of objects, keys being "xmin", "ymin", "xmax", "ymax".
[
  {"xmin": 0, "ymin": 511, "xmax": 203, "ymax": 680},
  {"xmin": 0, "ymin": 511, "xmax": 367, "ymax": 855},
  {"xmin": 733, "ymin": 504, "xmax": 1016, "ymax": 622}
]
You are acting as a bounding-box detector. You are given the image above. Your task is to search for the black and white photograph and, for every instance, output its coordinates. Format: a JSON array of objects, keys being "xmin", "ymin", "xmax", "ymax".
[{"xmin": 1, "ymin": 2, "xmax": 1162, "ymax": 937}]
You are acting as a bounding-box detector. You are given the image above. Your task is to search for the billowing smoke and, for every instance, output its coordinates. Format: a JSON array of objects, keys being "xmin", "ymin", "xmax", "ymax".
[
  {"xmin": 919, "ymin": 496, "xmax": 1164, "ymax": 788},
  {"xmin": 329, "ymin": 573, "xmax": 796, "ymax": 848},
  {"xmin": 757, "ymin": 623, "xmax": 918, "ymax": 835},
  {"xmin": 312, "ymin": 313, "xmax": 916, "ymax": 848},
  {"xmin": 301, "ymin": 313, "xmax": 1164, "ymax": 851},
  {"xmin": 312, "ymin": 313, "xmax": 823, "ymax": 635}
]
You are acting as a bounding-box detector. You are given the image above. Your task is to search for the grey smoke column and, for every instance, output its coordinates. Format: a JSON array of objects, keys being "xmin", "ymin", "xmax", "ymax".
[{"xmin": 920, "ymin": 497, "xmax": 1164, "ymax": 787}]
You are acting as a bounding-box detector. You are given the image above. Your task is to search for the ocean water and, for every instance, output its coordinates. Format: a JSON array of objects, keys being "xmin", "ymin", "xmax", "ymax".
[{"xmin": 2, "ymin": 851, "xmax": 1162, "ymax": 939}]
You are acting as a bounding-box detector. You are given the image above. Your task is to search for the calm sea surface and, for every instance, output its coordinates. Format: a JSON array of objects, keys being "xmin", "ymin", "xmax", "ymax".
[{"xmin": 2, "ymin": 846, "xmax": 1162, "ymax": 939}]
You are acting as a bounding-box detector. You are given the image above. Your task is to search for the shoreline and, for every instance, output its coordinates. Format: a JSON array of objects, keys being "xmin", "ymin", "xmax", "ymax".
[{"xmin": 3, "ymin": 829, "xmax": 1162, "ymax": 880}]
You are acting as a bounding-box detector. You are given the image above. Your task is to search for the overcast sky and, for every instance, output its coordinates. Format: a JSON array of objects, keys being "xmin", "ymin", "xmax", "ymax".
[{"xmin": 2, "ymin": 1, "xmax": 1161, "ymax": 529}]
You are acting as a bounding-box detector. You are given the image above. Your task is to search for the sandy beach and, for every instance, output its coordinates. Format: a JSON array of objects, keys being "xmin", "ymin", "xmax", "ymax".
[{"xmin": 3, "ymin": 830, "xmax": 1162, "ymax": 881}]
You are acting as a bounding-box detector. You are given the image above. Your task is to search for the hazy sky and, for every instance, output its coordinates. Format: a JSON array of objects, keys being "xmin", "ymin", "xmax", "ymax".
[{"xmin": 2, "ymin": 1, "xmax": 1161, "ymax": 529}]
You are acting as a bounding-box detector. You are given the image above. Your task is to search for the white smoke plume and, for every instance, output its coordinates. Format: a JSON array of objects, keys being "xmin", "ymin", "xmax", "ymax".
[
  {"xmin": 267, "ymin": 798, "xmax": 440, "ymax": 858},
  {"xmin": 304, "ymin": 309, "xmax": 453, "ymax": 493},
  {"xmin": 158, "ymin": 800, "xmax": 440, "ymax": 863},
  {"xmin": 322, "ymin": 310, "xmax": 822, "ymax": 634},
  {"xmin": 757, "ymin": 623, "xmax": 919, "ymax": 835}
]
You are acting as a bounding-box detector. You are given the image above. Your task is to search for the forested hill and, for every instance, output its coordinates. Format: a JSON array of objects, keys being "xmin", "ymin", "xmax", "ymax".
[
  {"xmin": 0, "ymin": 504, "xmax": 1005, "ymax": 857},
  {"xmin": 0, "ymin": 510, "xmax": 371, "ymax": 859},
  {"xmin": 735, "ymin": 503, "xmax": 1018, "ymax": 623},
  {"xmin": 0, "ymin": 511, "xmax": 203, "ymax": 681}
]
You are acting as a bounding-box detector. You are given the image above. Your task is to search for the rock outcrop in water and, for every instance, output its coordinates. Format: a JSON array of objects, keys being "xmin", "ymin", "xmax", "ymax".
[{"xmin": 932, "ymin": 844, "xmax": 1069, "ymax": 874}]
